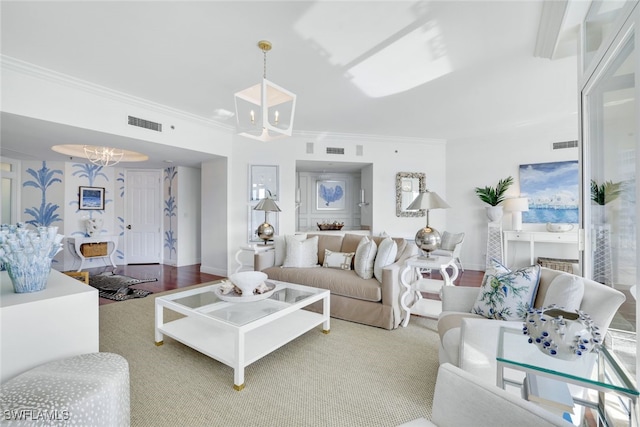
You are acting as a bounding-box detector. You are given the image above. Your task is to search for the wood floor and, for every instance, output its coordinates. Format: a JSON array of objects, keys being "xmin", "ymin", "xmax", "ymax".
[
  {"xmin": 86, "ymin": 264, "xmax": 224, "ymax": 305},
  {"xmin": 90, "ymin": 264, "xmax": 483, "ymax": 306}
]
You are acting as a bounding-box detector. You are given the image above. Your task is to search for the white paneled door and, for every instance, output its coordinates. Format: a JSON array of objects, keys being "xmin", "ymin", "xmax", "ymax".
[{"xmin": 126, "ymin": 170, "xmax": 162, "ymax": 264}]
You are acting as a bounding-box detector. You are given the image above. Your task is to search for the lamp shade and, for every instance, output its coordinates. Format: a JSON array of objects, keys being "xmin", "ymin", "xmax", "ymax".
[
  {"xmin": 254, "ymin": 197, "xmax": 281, "ymax": 212},
  {"xmin": 406, "ymin": 191, "xmax": 451, "ymax": 211},
  {"xmin": 504, "ymin": 197, "xmax": 529, "ymax": 212}
]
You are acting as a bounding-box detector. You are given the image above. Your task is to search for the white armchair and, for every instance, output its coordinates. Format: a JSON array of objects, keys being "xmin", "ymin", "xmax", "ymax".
[
  {"xmin": 437, "ymin": 268, "xmax": 626, "ymax": 383},
  {"xmin": 431, "ymin": 231, "xmax": 464, "ymax": 272},
  {"xmin": 398, "ymin": 363, "xmax": 571, "ymax": 427}
]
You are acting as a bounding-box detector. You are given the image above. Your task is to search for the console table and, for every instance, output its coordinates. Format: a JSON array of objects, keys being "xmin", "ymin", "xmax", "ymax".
[
  {"xmin": 502, "ymin": 230, "xmax": 579, "ymax": 266},
  {"xmin": 67, "ymin": 235, "xmax": 118, "ymax": 271},
  {"xmin": 0, "ymin": 270, "xmax": 99, "ymax": 382},
  {"xmin": 234, "ymin": 243, "xmax": 274, "ymax": 274}
]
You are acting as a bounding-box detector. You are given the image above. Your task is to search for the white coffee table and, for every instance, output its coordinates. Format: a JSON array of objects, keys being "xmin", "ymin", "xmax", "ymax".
[{"xmin": 155, "ymin": 280, "xmax": 330, "ymax": 391}]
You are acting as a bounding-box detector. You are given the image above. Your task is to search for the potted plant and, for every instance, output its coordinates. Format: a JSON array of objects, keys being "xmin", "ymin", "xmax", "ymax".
[
  {"xmin": 475, "ymin": 176, "xmax": 514, "ymax": 222},
  {"xmin": 590, "ymin": 179, "xmax": 622, "ymax": 206},
  {"xmin": 590, "ymin": 179, "xmax": 622, "ymax": 224}
]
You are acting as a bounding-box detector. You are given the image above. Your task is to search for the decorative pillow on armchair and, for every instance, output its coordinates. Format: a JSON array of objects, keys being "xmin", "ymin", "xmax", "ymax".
[{"xmin": 472, "ymin": 258, "xmax": 541, "ymax": 321}]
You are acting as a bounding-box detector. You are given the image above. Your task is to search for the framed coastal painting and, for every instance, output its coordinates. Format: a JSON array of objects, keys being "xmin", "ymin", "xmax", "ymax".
[
  {"xmin": 78, "ymin": 186, "xmax": 105, "ymax": 210},
  {"xmin": 316, "ymin": 180, "xmax": 346, "ymax": 211},
  {"xmin": 249, "ymin": 165, "xmax": 278, "ymax": 202},
  {"xmin": 519, "ymin": 161, "xmax": 579, "ymax": 224}
]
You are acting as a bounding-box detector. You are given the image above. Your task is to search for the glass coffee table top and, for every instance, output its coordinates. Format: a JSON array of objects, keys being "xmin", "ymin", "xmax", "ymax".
[
  {"xmin": 161, "ymin": 282, "xmax": 322, "ymax": 327},
  {"xmin": 497, "ymin": 326, "xmax": 638, "ymax": 396}
]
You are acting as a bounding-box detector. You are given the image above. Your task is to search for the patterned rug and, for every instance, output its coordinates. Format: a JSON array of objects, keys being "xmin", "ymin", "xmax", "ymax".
[{"xmin": 89, "ymin": 272, "xmax": 157, "ymax": 301}]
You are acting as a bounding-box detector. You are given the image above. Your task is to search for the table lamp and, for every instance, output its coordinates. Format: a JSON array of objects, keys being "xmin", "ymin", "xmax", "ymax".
[
  {"xmin": 406, "ymin": 190, "xmax": 451, "ymax": 259},
  {"xmin": 254, "ymin": 197, "xmax": 281, "ymax": 244},
  {"xmin": 504, "ymin": 197, "xmax": 529, "ymax": 231}
]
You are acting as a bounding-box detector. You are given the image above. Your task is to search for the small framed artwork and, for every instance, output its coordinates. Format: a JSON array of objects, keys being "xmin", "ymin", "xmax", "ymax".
[
  {"xmin": 317, "ymin": 180, "xmax": 346, "ymax": 211},
  {"xmin": 79, "ymin": 186, "xmax": 105, "ymax": 210},
  {"xmin": 249, "ymin": 165, "xmax": 279, "ymax": 201}
]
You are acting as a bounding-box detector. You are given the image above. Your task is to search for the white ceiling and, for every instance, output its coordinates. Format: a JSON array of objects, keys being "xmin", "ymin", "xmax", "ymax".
[{"xmin": 0, "ymin": 1, "xmax": 579, "ymax": 169}]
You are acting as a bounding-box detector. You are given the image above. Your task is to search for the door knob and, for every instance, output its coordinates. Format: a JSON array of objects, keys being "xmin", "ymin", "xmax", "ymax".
[{"xmin": 126, "ymin": 225, "xmax": 132, "ymax": 229}]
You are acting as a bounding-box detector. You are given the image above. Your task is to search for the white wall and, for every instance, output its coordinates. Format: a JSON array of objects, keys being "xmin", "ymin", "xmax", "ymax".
[
  {"xmin": 201, "ymin": 159, "xmax": 228, "ymax": 276},
  {"xmin": 446, "ymin": 117, "xmax": 579, "ymax": 271},
  {"xmin": 176, "ymin": 166, "xmax": 201, "ymax": 266},
  {"xmin": 226, "ymin": 133, "xmax": 447, "ymax": 274}
]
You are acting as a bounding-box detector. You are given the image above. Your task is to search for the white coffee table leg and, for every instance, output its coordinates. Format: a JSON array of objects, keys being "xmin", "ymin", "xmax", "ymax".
[
  {"xmin": 233, "ymin": 333, "xmax": 246, "ymax": 391},
  {"xmin": 154, "ymin": 302, "xmax": 164, "ymax": 346},
  {"xmin": 322, "ymin": 293, "xmax": 331, "ymax": 333}
]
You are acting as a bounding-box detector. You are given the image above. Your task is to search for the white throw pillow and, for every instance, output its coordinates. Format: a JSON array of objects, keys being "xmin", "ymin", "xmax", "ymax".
[
  {"xmin": 542, "ymin": 273, "xmax": 585, "ymax": 312},
  {"xmin": 274, "ymin": 234, "xmax": 306, "ymax": 266},
  {"xmin": 282, "ymin": 235, "xmax": 319, "ymax": 268},
  {"xmin": 323, "ymin": 249, "xmax": 355, "ymax": 270},
  {"xmin": 472, "ymin": 258, "xmax": 541, "ymax": 321},
  {"xmin": 373, "ymin": 237, "xmax": 398, "ymax": 282},
  {"xmin": 354, "ymin": 237, "xmax": 377, "ymax": 280}
]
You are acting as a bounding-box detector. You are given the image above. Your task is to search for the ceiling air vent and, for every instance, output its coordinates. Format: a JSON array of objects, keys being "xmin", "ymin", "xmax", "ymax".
[
  {"xmin": 128, "ymin": 116, "xmax": 162, "ymax": 132},
  {"xmin": 552, "ymin": 140, "xmax": 578, "ymax": 150},
  {"xmin": 326, "ymin": 147, "xmax": 345, "ymax": 155}
]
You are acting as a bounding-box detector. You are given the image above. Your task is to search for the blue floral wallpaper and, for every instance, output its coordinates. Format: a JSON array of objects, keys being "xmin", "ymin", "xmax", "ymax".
[{"xmin": 164, "ymin": 167, "xmax": 177, "ymax": 260}]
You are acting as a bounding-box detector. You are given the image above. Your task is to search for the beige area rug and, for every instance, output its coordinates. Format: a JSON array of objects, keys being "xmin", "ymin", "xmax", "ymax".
[{"xmin": 99, "ymin": 284, "xmax": 440, "ymax": 427}]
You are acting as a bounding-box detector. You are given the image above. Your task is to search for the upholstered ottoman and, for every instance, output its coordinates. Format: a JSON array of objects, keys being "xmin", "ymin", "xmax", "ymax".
[{"xmin": 0, "ymin": 352, "xmax": 129, "ymax": 426}]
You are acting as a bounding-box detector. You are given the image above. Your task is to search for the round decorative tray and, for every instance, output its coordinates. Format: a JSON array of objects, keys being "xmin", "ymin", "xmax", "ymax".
[{"xmin": 214, "ymin": 282, "xmax": 277, "ymax": 303}]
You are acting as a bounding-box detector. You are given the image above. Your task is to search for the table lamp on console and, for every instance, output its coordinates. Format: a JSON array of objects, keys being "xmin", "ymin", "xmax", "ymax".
[
  {"xmin": 406, "ymin": 190, "xmax": 450, "ymax": 260},
  {"xmin": 254, "ymin": 197, "xmax": 281, "ymax": 245}
]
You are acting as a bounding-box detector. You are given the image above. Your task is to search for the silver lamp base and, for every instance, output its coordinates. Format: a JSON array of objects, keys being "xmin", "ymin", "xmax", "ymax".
[
  {"xmin": 414, "ymin": 226, "xmax": 441, "ymax": 260},
  {"xmin": 256, "ymin": 222, "xmax": 275, "ymax": 244}
]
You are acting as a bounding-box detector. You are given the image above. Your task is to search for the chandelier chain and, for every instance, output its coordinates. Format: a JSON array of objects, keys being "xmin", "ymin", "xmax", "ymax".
[{"xmin": 263, "ymin": 49, "xmax": 267, "ymax": 79}]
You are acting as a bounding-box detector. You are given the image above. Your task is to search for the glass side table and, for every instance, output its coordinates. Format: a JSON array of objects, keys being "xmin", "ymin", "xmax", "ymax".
[{"xmin": 497, "ymin": 326, "xmax": 639, "ymax": 426}]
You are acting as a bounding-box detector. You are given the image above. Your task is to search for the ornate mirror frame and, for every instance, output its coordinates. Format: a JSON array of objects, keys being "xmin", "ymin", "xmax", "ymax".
[{"xmin": 396, "ymin": 172, "xmax": 426, "ymax": 217}]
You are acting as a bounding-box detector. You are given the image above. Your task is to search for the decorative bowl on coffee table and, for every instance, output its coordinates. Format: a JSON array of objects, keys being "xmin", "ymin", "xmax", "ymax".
[{"xmin": 229, "ymin": 271, "xmax": 268, "ymax": 296}]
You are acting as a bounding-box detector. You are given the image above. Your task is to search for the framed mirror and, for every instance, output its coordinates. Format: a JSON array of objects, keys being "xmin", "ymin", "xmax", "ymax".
[{"xmin": 396, "ymin": 172, "xmax": 426, "ymax": 217}]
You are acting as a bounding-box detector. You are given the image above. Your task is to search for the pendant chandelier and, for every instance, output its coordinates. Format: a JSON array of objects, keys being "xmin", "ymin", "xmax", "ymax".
[
  {"xmin": 234, "ymin": 40, "xmax": 296, "ymax": 142},
  {"xmin": 83, "ymin": 145, "xmax": 124, "ymax": 167},
  {"xmin": 51, "ymin": 144, "xmax": 148, "ymax": 167}
]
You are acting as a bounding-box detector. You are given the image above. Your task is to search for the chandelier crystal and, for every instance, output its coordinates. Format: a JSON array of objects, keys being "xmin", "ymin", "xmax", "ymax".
[
  {"xmin": 234, "ymin": 40, "xmax": 296, "ymax": 142},
  {"xmin": 83, "ymin": 145, "xmax": 125, "ymax": 167}
]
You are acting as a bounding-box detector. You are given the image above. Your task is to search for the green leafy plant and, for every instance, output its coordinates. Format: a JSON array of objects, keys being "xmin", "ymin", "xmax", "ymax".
[
  {"xmin": 590, "ymin": 180, "xmax": 622, "ymax": 205},
  {"xmin": 474, "ymin": 176, "xmax": 514, "ymax": 206}
]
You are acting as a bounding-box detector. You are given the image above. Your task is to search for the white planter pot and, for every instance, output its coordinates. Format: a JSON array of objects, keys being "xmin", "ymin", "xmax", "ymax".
[{"xmin": 486, "ymin": 206, "xmax": 503, "ymax": 222}]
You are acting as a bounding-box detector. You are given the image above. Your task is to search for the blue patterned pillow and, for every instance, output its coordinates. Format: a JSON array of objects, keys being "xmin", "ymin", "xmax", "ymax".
[{"xmin": 472, "ymin": 259, "xmax": 541, "ymax": 321}]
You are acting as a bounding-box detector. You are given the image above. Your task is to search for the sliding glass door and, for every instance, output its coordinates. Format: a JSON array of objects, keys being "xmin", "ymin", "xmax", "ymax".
[{"xmin": 581, "ymin": 3, "xmax": 638, "ymax": 381}]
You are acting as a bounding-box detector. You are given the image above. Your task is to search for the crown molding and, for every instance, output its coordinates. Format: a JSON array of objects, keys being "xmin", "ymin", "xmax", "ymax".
[
  {"xmin": 2, "ymin": 55, "xmax": 448, "ymax": 144},
  {"xmin": 1, "ymin": 55, "xmax": 235, "ymax": 132}
]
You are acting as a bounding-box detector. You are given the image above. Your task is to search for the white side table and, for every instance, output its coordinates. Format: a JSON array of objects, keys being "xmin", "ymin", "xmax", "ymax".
[
  {"xmin": 400, "ymin": 255, "xmax": 459, "ymax": 326},
  {"xmin": 234, "ymin": 244, "xmax": 274, "ymax": 273},
  {"xmin": 67, "ymin": 235, "xmax": 118, "ymax": 271}
]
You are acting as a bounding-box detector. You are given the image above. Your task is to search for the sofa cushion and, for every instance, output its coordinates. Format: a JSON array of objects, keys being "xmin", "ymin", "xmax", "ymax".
[
  {"xmin": 282, "ymin": 235, "xmax": 319, "ymax": 268},
  {"xmin": 542, "ymin": 273, "xmax": 584, "ymax": 312},
  {"xmin": 471, "ymin": 259, "xmax": 541, "ymax": 321},
  {"xmin": 372, "ymin": 235, "xmax": 406, "ymax": 262},
  {"xmin": 308, "ymin": 234, "xmax": 344, "ymax": 265},
  {"xmin": 274, "ymin": 234, "xmax": 306, "ymax": 266},
  {"xmin": 374, "ymin": 237, "xmax": 397, "ymax": 283},
  {"xmin": 341, "ymin": 233, "xmax": 365, "ymax": 254},
  {"xmin": 354, "ymin": 237, "xmax": 377, "ymax": 280},
  {"xmin": 262, "ymin": 266, "xmax": 382, "ymax": 302},
  {"xmin": 323, "ymin": 250, "xmax": 355, "ymax": 270}
]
